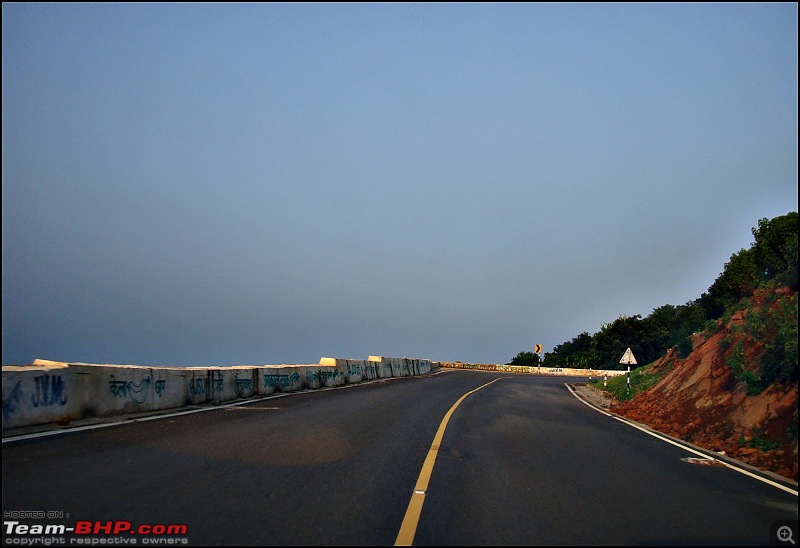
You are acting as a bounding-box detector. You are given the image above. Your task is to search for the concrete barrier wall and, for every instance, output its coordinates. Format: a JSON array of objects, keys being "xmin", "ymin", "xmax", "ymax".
[
  {"xmin": 439, "ymin": 362, "xmax": 628, "ymax": 377},
  {"xmin": 72, "ymin": 363, "xmax": 191, "ymax": 418},
  {"xmin": 3, "ymin": 355, "xmax": 618, "ymax": 431},
  {"xmin": 187, "ymin": 368, "xmax": 210, "ymax": 404},
  {"xmin": 214, "ymin": 367, "xmax": 258, "ymax": 402},
  {"xmin": 367, "ymin": 356, "xmax": 390, "ymax": 379},
  {"xmin": 2, "ymin": 356, "xmax": 438, "ymax": 429},
  {"xmin": 345, "ymin": 359, "xmax": 366, "ymax": 383},
  {"xmin": 1, "ymin": 362, "xmax": 197, "ymax": 428},
  {"xmin": 2, "ymin": 363, "xmax": 78, "ymax": 429},
  {"xmin": 319, "ymin": 357, "xmax": 366, "ymax": 384},
  {"xmin": 259, "ymin": 365, "xmax": 305, "ymax": 394}
]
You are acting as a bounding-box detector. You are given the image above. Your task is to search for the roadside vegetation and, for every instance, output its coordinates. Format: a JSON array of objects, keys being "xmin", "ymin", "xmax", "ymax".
[
  {"xmin": 721, "ymin": 290, "xmax": 798, "ymax": 394},
  {"xmin": 587, "ymin": 364, "xmax": 666, "ymax": 402},
  {"xmin": 510, "ymin": 212, "xmax": 798, "ymax": 393}
]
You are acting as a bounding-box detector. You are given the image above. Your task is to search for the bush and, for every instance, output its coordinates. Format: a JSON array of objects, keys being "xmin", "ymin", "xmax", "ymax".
[{"xmin": 677, "ymin": 337, "xmax": 693, "ymax": 358}]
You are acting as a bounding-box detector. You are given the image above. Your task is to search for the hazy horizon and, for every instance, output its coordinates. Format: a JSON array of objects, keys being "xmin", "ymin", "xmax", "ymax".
[{"xmin": 3, "ymin": 3, "xmax": 797, "ymax": 366}]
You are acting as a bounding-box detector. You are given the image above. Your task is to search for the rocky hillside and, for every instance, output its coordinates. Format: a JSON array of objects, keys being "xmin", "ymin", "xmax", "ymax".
[{"xmin": 610, "ymin": 286, "xmax": 798, "ymax": 481}]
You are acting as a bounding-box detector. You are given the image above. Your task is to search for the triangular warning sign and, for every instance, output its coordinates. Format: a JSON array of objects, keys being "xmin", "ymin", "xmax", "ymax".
[{"xmin": 619, "ymin": 347, "xmax": 637, "ymax": 365}]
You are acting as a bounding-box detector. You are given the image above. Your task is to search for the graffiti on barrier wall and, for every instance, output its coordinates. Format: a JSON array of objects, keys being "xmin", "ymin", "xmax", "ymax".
[
  {"xmin": 31, "ymin": 374, "xmax": 69, "ymax": 408},
  {"xmin": 108, "ymin": 377, "xmax": 166, "ymax": 402},
  {"xmin": 234, "ymin": 375, "xmax": 253, "ymax": 397},
  {"xmin": 263, "ymin": 373, "xmax": 301, "ymax": 390},
  {"xmin": 189, "ymin": 377, "xmax": 207, "ymax": 397},
  {"xmin": 2, "ymin": 381, "xmax": 24, "ymax": 420},
  {"xmin": 2, "ymin": 375, "xmax": 71, "ymax": 419},
  {"xmin": 450, "ymin": 363, "xmax": 498, "ymax": 371},
  {"xmin": 109, "ymin": 376, "xmax": 153, "ymax": 404},
  {"xmin": 304, "ymin": 369, "xmax": 345, "ymax": 385},
  {"xmin": 495, "ymin": 365, "xmax": 536, "ymax": 374},
  {"xmin": 319, "ymin": 369, "xmax": 343, "ymax": 384}
]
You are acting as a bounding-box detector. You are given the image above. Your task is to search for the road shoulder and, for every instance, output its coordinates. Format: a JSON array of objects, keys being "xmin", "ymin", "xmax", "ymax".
[{"xmin": 567, "ymin": 381, "xmax": 798, "ymax": 492}]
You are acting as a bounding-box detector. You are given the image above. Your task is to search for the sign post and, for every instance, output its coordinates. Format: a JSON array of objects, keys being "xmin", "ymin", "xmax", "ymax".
[
  {"xmin": 627, "ymin": 365, "xmax": 631, "ymax": 393},
  {"xmin": 619, "ymin": 347, "xmax": 638, "ymax": 395}
]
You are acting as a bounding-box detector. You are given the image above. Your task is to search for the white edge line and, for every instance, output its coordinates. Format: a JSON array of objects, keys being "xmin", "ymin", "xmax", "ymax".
[
  {"xmin": 2, "ymin": 393, "xmax": 287, "ymax": 443},
  {"xmin": 564, "ymin": 383, "xmax": 798, "ymax": 497},
  {"xmin": 564, "ymin": 382, "xmax": 613, "ymax": 417}
]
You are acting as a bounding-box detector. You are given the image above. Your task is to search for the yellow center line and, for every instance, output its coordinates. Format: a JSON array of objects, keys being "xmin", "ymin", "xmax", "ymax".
[{"xmin": 394, "ymin": 377, "xmax": 507, "ymax": 546}]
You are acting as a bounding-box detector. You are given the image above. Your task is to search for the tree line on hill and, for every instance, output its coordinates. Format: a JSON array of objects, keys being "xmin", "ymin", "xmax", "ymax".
[{"xmin": 508, "ymin": 212, "xmax": 798, "ymax": 374}]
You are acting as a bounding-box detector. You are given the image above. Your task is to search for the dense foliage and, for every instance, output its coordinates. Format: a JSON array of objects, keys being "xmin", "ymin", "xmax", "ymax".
[
  {"xmin": 518, "ymin": 213, "xmax": 798, "ymax": 377},
  {"xmin": 507, "ymin": 351, "xmax": 541, "ymax": 366},
  {"xmin": 721, "ymin": 291, "xmax": 798, "ymax": 394}
]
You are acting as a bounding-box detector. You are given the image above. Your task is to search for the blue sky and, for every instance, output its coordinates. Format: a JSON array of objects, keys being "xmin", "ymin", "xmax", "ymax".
[{"xmin": 3, "ymin": 3, "xmax": 797, "ymax": 366}]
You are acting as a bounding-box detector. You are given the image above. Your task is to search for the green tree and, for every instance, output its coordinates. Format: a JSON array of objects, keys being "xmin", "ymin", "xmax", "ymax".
[
  {"xmin": 671, "ymin": 299, "xmax": 708, "ymax": 357},
  {"xmin": 590, "ymin": 315, "xmax": 644, "ymax": 370},
  {"xmin": 511, "ymin": 213, "xmax": 797, "ymax": 379},
  {"xmin": 705, "ymin": 248, "xmax": 760, "ymax": 315},
  {"xmin": 544, "ymin": 332, "xmax": 592, "ymax": 368},
  {"xmin": 751, "ymin": 213, "xmax": 798, "ymax": 287},
  {"xmin": 507, "ymin": 351, "xmax": 541, "ymax": 366}
]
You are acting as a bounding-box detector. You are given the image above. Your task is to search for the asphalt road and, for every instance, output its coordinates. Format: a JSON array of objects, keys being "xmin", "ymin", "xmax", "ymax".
[{"xmin": 2, "ymin": 369, "xmax": 797, "ymax": 545}]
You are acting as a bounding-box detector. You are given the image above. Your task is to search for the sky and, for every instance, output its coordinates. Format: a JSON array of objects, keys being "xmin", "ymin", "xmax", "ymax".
[{"xmin": 2, "ymin": 3, "xmax": 798, "ymax": 367}]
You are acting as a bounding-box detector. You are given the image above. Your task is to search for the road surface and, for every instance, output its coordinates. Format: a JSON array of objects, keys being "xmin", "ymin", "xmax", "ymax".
[{"xmin": 2, "ymin": 369, "xmax": 797, "ymax": 545}]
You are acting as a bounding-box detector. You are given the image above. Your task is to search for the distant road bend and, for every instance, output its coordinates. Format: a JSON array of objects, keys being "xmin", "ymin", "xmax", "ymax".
[{"xmin": 2, "ymin": 369, "xmax": 797, "ymax": 545}]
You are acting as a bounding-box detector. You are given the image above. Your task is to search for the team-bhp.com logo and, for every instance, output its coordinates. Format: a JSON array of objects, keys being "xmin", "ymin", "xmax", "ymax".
[{"xmin": 4, "ymin": 520, "xmax": 189, "ymax": 544}]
